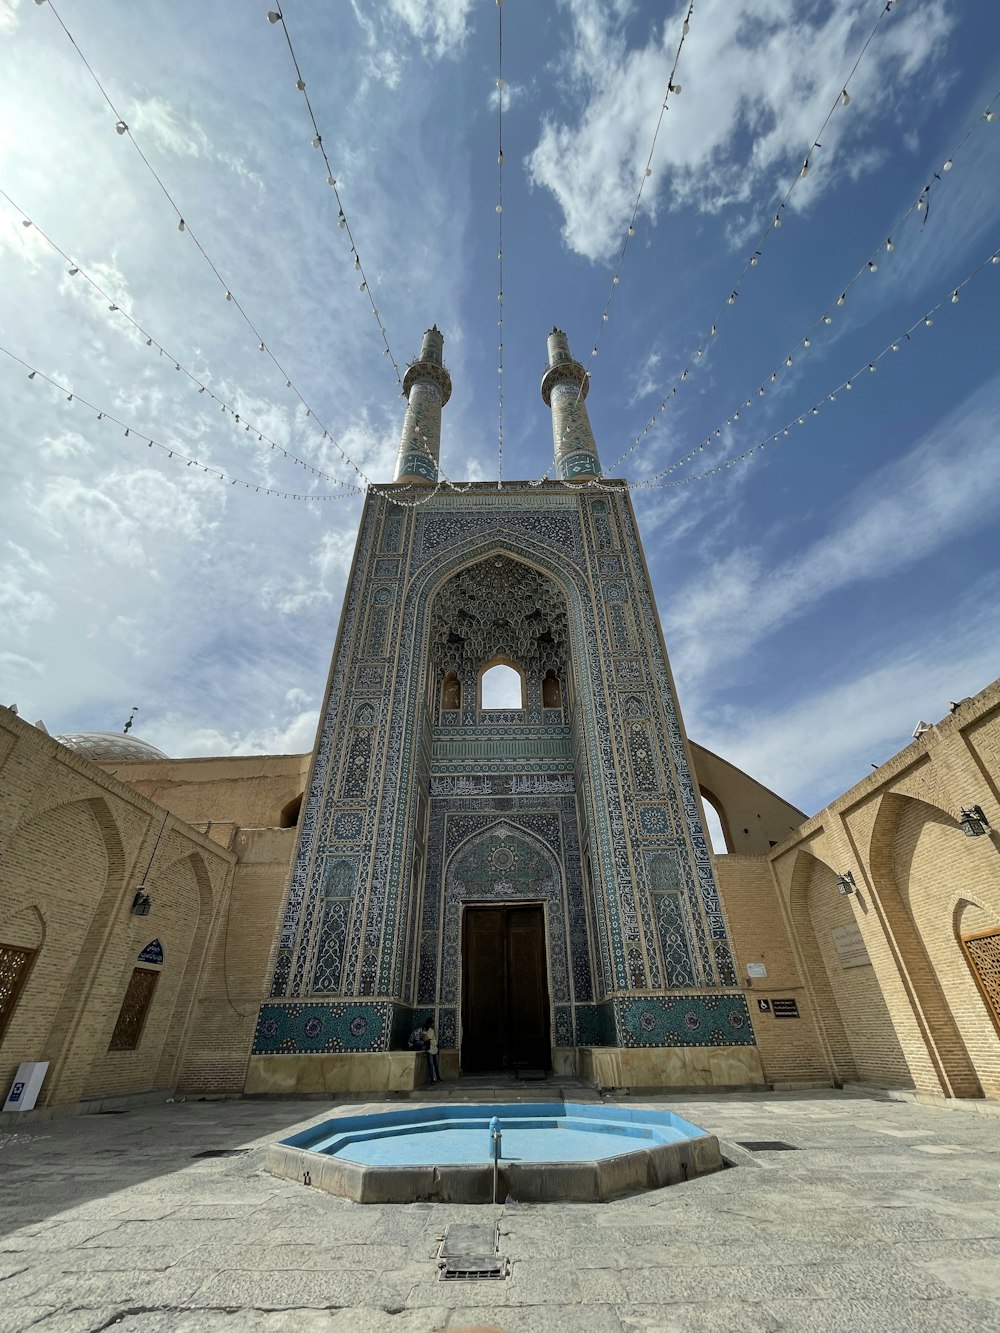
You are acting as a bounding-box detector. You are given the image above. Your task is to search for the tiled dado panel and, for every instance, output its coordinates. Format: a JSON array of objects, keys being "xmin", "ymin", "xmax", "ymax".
[
  {"xmin": 252, "ymin": 1001, "xmax": 419, "ymax": 1055},
  {"xmin": 615, "ymin": 993, "xmax": 755, "ymax": 1048}
]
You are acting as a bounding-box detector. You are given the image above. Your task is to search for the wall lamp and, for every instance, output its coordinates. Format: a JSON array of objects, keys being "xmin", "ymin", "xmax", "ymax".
[
  {"xmin": 959, "ymin": 805, "xmax": 991, "ymax": 838},
  {"xmin": 131, "ymin": 889, "xmax": 152, "ymax": 916},
  {"xmin": 836, "ymin": 871, "xmax": 857, "ymax": 895}
]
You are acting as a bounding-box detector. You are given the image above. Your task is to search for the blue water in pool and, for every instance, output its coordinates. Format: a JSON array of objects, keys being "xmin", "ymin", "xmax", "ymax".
[{"xmin": 282, "ymin": 1102, "xmax": 707, "ymax": 1167}]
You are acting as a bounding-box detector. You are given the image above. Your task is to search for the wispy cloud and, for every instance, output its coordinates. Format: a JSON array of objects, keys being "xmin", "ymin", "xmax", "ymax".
[
  {"xmin": 527, "ymin": 0, "xmax": 955, "ymax": 262},
  {"xmin": 693, "ymin": 581, "xmax": 1000, "ymax": 811},
  {"xmin": 664, "ymin": 374, "xmax": 1000, "ymax": 684}
]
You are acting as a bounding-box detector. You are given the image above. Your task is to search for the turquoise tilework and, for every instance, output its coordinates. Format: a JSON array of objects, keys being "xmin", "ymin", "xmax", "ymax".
[{"xmin": 616, "ymin": 994, "xmax": 754, "ymax": 1048}]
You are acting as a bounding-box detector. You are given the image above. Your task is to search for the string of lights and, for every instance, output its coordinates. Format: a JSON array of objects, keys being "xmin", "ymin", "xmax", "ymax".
[
  {"xmin": 628, "ymin": 243, "xmax": 1000, "ymax": 493},
  {"xmin": 3, "ymin": 342, "xmax": 360, "ymax": 502},
  {"xmin": 574, "ymin": 1, "xmax": 695, "ymax": 405},
  {"xmin": 264, "ymin": 7, "xmax": 403, "ymax": 394},
  {"xmin": 495, "ymin": 0, "xmax": 506, "ymax": 486},
  {"xmin": 624, "ymin": 90, "xmax": 1000, "ymax": 482},
  {"xmin": 1, "ymin": 186, "xmax": 370, "ymax": 492},
  {"xmin": 605, "ymin": 0, "xmax": 906, "ymax": 474},
  {"xmin": 34, "ymin": 0, "xmax": 442, "ymax": 509}
]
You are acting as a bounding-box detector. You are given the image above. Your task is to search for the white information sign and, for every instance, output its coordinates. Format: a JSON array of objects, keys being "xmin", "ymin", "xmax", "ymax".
[
  {"xmin": 833, "ymin": 922, "xmax": 872, "ymax": 969},
  {"xmin": 746, "ymin": 962, "xmax": 767, "ymax": 978}
]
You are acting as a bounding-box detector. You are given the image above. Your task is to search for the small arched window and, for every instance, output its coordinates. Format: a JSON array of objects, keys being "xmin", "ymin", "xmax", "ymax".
[
  {"xmin": 441, "ymin": 670, "xmax": 461, "ymax": 711},
  {"xmin": 480, "ymin": 662, "xmax": 523, "ymax": 710},
  {"xmin": 542, "ymin": 669, "xmax": 562, "ymax": 709}
]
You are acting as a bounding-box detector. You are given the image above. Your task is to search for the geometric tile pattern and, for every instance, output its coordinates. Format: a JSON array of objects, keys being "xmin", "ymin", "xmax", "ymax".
[{"xmin": 259, "ymin": 481, "xmax": 753, "ymax": 1058}]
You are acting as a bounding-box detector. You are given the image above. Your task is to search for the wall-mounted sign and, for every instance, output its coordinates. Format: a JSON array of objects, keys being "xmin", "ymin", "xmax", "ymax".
[
  {"xmin": 832, "ymin": 922, "xmax": 872, "ymax": 969},
  {"xmin": 771, "ymin": 997, "xmax": 800, "ymax": 1019},
  {"xmin": 137, "ymin": 939, "xmax": 164, "ymax": 965},
  {"xmin": 756, "ymin": 998, "xmax": 771, "ymax": 1013},
  {"xmin": 747, "ymin": 963, "xmax": 767, "ymax": 978}
]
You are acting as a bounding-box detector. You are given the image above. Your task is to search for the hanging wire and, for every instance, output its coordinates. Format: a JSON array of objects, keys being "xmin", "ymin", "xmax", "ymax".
[
  {"xmin": 268, "ymin": 8, "xmax": 403, "ymax": 392},
  {"xmin": 574, "ymin": 2, "xmax": 695, "ymax": 408},
  {"xmin": 496, "ymin": 0, "xmax": 506, "ymax": 486},
  {"xmin": 0, "ymin": 186, "xmax": 372, "ymax": 491},
  {"xmin": 624, "ymin": 88, "xmax": 1000, "ymax": 481},
  {"xmin": 3, "ymin": 342, "xmax": 361, "ymax": 501},
  {"xmin": 629, "ymin": 243, "xmax": 1000, "ymax": 492},
  {"xmin": 606, "ymin": 0, "xmax": 906, "ymax": 474},
  {"xmin": 34, "ymin": 0, "xmax": 435, "ymax": 508}
]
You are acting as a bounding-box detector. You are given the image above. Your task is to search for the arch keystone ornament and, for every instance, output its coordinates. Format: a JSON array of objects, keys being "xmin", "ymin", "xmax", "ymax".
[{"xmin": 253, "ymin": 325, "xmax": 762, "ymax": 1094}]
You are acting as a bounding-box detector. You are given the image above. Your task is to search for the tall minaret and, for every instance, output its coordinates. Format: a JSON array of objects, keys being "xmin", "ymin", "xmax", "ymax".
[
  {"xmin": 393, "ymin": 325, "xmax": 452, "ymax": 485},
  {"xmin": 540, "ymin": 328, "xmax": 602, "ymax": 482}
]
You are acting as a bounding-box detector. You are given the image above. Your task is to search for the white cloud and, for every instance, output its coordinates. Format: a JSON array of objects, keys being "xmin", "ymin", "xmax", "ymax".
[
  {"xmin": 152, "ymin": 707, "xmax": 320, "ymax": 759},
  {"xmin": 694, "ymin": 587, "xmax": 1000, "ymax": 812},
  {"xmin": 664, "ymin": 375, "xmax": 1000, "ymax": 682},
  {"xmin": 386, "ymin": 0, "xmax": 474, "ymax": 59},
  {"xmin": 34, "ymin": 466, "xmax": 222, "ymax": 568},
  {"xmin": 527, "ymin": 0, "xmax": 955, "ymax": 261},
  {"xmin": 0, "ymin": 0, "xmax": 19, "ymax": 40},
  {"xmin": 38, "ymin": 429, "xmax": 94, "ymax": 459}
]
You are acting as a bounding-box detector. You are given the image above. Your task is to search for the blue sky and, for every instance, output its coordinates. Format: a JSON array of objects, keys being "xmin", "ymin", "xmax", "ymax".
[{"xmin": 1, "ymin": 0, "xmax": 999, "ymax": 832}]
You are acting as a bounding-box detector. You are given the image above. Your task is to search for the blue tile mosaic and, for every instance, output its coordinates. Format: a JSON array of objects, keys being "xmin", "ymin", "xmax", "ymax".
[{"xmin": 616, "ymin": 994, "xmax": 754, "ymax": 1048}]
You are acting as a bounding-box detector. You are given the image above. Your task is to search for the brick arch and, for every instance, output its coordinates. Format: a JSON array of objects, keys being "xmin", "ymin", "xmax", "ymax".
[
  {"xmin": 787, "ymin": 849, "xmax": 858, "ymax": 1083},
  {"xmin": 868, "ymin": 792, "xmax": 983, "ymax": 1098},
  {"xmin": 156, "ymin": 849, "xmax": 220, "ymax": 1090},
  {"xmin": 699, "ymin": 784, "xmax": 733, "ymax": 854},
  {"xmin": 13, "ymin": 795, "xmax": 130, "ymax": 1105}
]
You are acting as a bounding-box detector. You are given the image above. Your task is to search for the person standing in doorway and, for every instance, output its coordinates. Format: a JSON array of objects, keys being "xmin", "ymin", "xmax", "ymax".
[{"xmin": 422, "ymin": 1017, "xmax": 440, "ymax": 1083}]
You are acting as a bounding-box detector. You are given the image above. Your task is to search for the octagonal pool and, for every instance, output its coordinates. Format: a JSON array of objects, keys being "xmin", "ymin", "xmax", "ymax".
[{"xmin": 266, "ymin": 1102, "xmax": 723, "ymax": 1203}]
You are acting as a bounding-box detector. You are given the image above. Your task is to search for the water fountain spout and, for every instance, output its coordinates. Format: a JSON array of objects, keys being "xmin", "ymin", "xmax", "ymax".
[{"xmin": 489, "ymin": 1116, "xmax": 502, "ymax": 1203}]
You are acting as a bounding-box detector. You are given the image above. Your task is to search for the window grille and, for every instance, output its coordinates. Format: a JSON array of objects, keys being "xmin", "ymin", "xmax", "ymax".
[
  {"xmin": 109, "ymin": 967, "xmax": 158, "ymax": 1051},
  {"xmin": 0, "ymin": 944, "xmax": 36, "ymax": 1044}
]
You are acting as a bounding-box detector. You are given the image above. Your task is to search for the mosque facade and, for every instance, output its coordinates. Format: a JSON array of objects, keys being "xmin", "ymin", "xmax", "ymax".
[
  {"xmin": 1, "ymin": 326, "xmax": 998, "ymax": 1110},
  {"xmin": 252, "ymin": 328, "xmax": 760, "ymax": 1089}
]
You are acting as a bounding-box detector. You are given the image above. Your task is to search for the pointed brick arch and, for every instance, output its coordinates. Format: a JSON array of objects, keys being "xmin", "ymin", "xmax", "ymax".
[
  {"xmin": 868, "ymin": 792, "xmax": 983, "ymax": 1099},
  {"xmin": 787, "ymin": 849, "xmax": 859, "ymax": 1083}
]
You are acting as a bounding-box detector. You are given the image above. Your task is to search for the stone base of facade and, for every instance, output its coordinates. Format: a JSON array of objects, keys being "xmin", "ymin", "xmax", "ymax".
[
  {"xmin": 245, "ymin": 1052, "xmax": 428, "ymax": 1096},
  {"xmin": 244, "ymin": 1044, "xmax": 765, "ymax": 1096},
  {"xmin": 578, "ymin": 1044, "xmax": 766, "ymax": 1092}
]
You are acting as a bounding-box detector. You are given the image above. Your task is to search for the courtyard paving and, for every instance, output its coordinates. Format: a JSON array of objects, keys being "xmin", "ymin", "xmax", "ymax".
[{"xmin": 1, "ymin": 1083, "xmax": 999, "ymax": 1331}]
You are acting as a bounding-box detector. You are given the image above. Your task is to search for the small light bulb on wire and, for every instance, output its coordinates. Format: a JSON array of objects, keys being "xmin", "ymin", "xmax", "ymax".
[
  {"xmin": 924, "ymin": 315, "xmax": 933, "ymax": 326},
  {"xmin": 68, "ymin": 266, "xmax": 78, "ymax": 275},
  {"xmin": 800, "ymin": 159, "xmax": 809, "ymax": 178},
  {"xmin": 773, "ymin": 213, "xmax": 782, "ymax": 229},
  {"xmin": 942, "ymin": 158, "xmax": 953, "ymax": 171},
  {"xmin": 886, "ymin": 237, "xmax": 894, "ymax": 252},
  {"xmin": 823, "ymin": 314, "xmax": 832, "ymax": 325},
  {"xmin": 115, "ymin": 120, "xmax": 128, "ymax": 135},
  {"xmin": 841, "ymin": 89, "xmax": 851, "ymax": 107},
  {"xmin": 628, "ymin": 225, "xmax": 636, "ymax": 236},
  {"xmin": 267, "ymin": 11, "xmax": 282, "ymax": 23},
  {"xmin": 178, "ymin": 218, "xmax": 185, "ymax": 232},
  {"xmin": 837, "ymin": 292, "xmax": 846, "ymax": 306},
  {"xmin": 951, "ymin": 289, "xmax": 960, "ymax": 303},
  {"xmin": 295, "ymin": 79, "xmax": 305, "ymax": 91},
  {"xmin": 867, "ymin": 260, "xmax": 877, "ymax": 272},
  {"xmin": 311, "ymin": 135, "xmax": 322, "ymax": 148}
]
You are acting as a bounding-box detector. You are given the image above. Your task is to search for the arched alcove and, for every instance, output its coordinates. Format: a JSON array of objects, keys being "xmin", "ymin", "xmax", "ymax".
[
  {"xmin": 787, "ymin": 849, "xmax": 860, "ymax": 1084},
  {"xmin": 699, "ymin": 786, "xmax": 732, "ymax": 854},
  {"xmin": 542, "ymin": 668, "xmax": 562, "ymax": 709},
  {"xmin": 869, "ymin": 792, "xmax": 984, "ymax": 1099},
  {"xmin": 279, "ymin": 793, "xmax": 303, "ymax": 828}
]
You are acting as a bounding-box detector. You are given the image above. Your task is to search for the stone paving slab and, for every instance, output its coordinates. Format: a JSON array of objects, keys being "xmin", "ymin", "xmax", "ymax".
[{"xmin": 1, "ymin": 1087, "xmax": 999, "ymax": 1330}]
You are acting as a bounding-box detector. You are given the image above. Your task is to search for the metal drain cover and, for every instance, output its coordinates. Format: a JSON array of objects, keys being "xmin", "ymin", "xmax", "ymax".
[
  {"xmin": 438, "ymin": 1222, "xmax": 507, "ymax": 1281},
  {"xmin": 191, "ymin": 1148, "xmax": 253, "ymax": 1159},
  {"xmin": 737, "ymin": 1140, "xmax": 799, "ymax": 1152}
]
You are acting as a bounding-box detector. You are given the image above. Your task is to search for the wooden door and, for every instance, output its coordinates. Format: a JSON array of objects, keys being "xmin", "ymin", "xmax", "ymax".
[{"xmin": 461, "ymin": 905, "xmax": 551, "ymax": 1072}]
